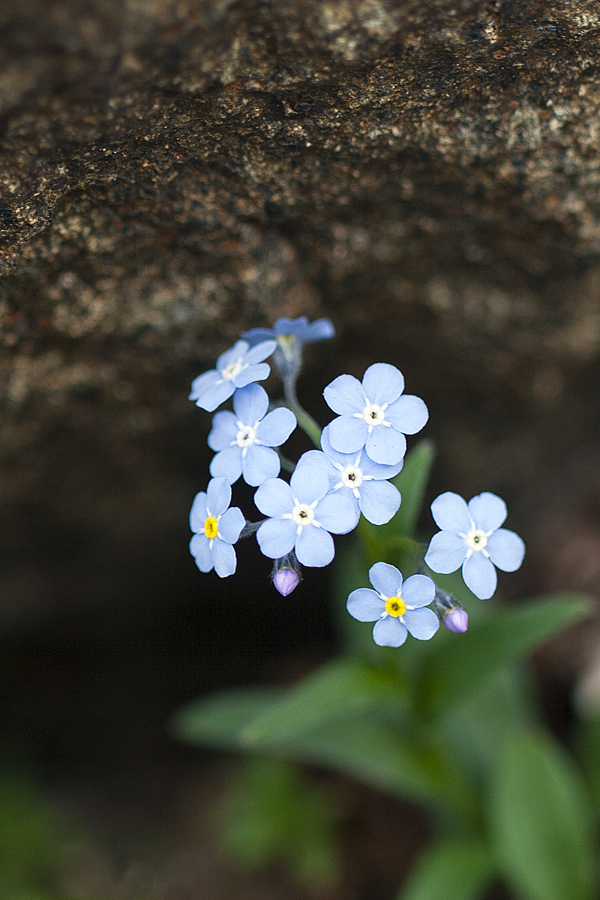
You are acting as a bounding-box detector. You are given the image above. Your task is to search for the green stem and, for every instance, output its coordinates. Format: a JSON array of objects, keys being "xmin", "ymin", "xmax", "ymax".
[{"xmin": 283, "ymin": 377, "xmax": 322, "ymax": 448}]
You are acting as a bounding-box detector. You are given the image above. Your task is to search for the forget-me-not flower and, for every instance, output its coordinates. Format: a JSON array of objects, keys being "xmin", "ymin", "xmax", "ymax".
[
  {"xmin": 424, "ymin": 491, "xmax": 525, "ymax": 600},
  {"xmin": 189, "ymin": 339, "xmax": 277, "ymax": 412},
  {"xmin": 208, "ymin": 384, "xmax": 297, "ymax": 487},
  {"xmin": 299, "ymin": 426, "xmax": 402, "ymax": 525},
  {"xmin": 323, "ymin": 363, "xmax": 428, "ymax": 466},
  {"xmin": 255, "ymin": 457, "xmax": 359, "ymax": 567},
  {"xmin": 189, "ymin": 477, "xmax": 245, "ymax": 577},
  {"xmin": 243, "ymin": 317, "xmax": 335, "ymax": 380},
  {"xmin": 347, "ymin": 562, "xmax": 439, "ymax": 647}
]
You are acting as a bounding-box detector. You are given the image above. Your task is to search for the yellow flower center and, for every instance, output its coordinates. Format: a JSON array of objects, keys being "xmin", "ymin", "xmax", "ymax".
[
  {"xmin": 385, "ymin": 596, "xmax": 406, "ymax": 617},
  {"xmin": 204, "ymin": 516, "xmax": 219, "ymax": 539}
]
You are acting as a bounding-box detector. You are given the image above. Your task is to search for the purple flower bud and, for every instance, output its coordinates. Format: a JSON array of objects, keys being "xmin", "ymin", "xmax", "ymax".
[
  {"xmin": 273, "ymin": 567, "xmax": 300, "ymax": 596},
  {"xmin": 444, "ymin": 607, "xmax": 469, "ymax": 633}
]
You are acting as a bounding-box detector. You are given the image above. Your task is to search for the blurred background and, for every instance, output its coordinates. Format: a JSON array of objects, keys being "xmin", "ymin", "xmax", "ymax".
[{"xmin": 1, "ymin": 0, "xmax": 600, "ymax": 896}]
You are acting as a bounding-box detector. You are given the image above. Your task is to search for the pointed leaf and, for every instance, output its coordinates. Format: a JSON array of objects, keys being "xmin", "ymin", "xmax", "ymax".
[
  {"xmin": 398, "ymin": 837, "xmax": 495, "ymax": 900},
  {"xmin": 171, "ymin": 687, "xmax": 282, "ymax": 750}
]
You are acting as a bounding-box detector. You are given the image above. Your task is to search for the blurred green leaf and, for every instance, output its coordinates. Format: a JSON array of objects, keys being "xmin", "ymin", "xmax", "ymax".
[
  {"xmin": 398, "ymin": 836, "xmax": 495, "ymax": 900},
  {"xmin": 171, "ymin": 687, "xmax": 282, "ymax": 750},
  {"xmin": 244, "ymin": 656, "xmax": 406, "ymax": 744},
  {"xmin": 416, "ymin": 595, "xmax": 591, "ymax": 719},
  {"xmin": 489, "ymin": 731, "xmax": 596, "ymax": 900},
  {"xmin": 574, "ymin": 709, "xmax": 600, "ymax": 818}
]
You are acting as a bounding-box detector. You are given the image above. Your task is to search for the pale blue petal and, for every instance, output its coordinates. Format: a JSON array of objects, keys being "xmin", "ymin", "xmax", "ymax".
[
  {"xmin": 403, "ymin": 607, "xmax": 439, "ymax": 640},
  {"xmin": 244, "ymin": 339, "xmax": 277, "ymax": 365},
  {"xmin": 424, "ymin": 531, "xmax": 467, "ymax": 573},
  {"xmin": 296, "ymin": 449, "xmax": 335, "ymax": 480},
  {"xmin": 430, "ymin": 492, "xmax": 471, "ymax": 532},
  {"xmin": 346, "ymin": 588, "xmax": 385, "ymax": 622},
  {"xmin": 373, "ymin": 617, "xmax": 407, "ymax": 648},
  {"xmin": 323, "ymin": 374, "xmax": 366, "ymax": 415},
  {"xmin": 326, "ymin": 416, "xmax": 368, "ymax": 454},
  {"xmin": 256, "ymin": 517, "xmax": 296, "ymax": 558},
  {"xmin": 300, "ymin": 318, "xmax": 335, "ymax": 342},
  {"xmin": 189, "ymin": 369, "xmax": 219, "ymax": 401},
  {"xmin": 463, "ymin": 553, "xmax": 497, "ymax": 599},
  {"xmin": 206, "ymin": 477, "xmax": 232, "ymax": 516},
  {"xmin": 359, "ymin": 480, "xmax": 401, "ymax": 525},
  {"xmin": 365, "ymin": 427, "xmax": 406, "ymax": 465},
  {"xmin": 357, "ymin": 451, "xmax": 403, "ymax": 480},
  {"xmin": 254, "ymin": 478, "xmax": 294, "ymax": 516},
  {"xmin": 233, "ymin": 361, "xmax": 271, "ymax": 388},
  {"xmin": 290, "ymin": 463, "xmax": 330, "ymax": 503},
  {"xmin": 233, "ymin": 383, "xmax": 269, "ymax": 422},
  {"xmin": 242, "ymin": 327, "xmax": 273, "ymax": 345},
  {"xmin": 468, "ymin": 492, "xmax": 507, "ymax": 531},
  {"xmin": 295, "ymin": 526, "xmax": 335, "ymax": 567},
  {"xmin": 207, "ymin": 411, "xmax": 238, "ymax": 451},
  {"xmin": 242, "ymin": 445, "xmax": 280, "ymax": 486},
  {"xmin": 385, "ymin": 395, "xmax": 429, "ymax": 435},
  {"xmin": 273, "ymin": 316, "xmax": 308, "ymax": 335},
  {"xmin": 216, "ymin": 340, "xmax": 248, "ymax": 371},
  {"xmin": 362, "ymin": 363, "xmax": 404, "ymax": 405},
  {"xmin": 209, "ymin": 446, "xmax": 242, "ymax": 484},
  {"xmin": 189, "ymin": 492, "xmax": 208, "ymax": 532},
  {"xmin": 256, "ymin": 407, "xmax": 296, "ymax": 445},
  {"xmin": 402, "ymin": 574, "xmax": 436, "ymax": 608},
  {"xmin": 212, "ymin": 539, "xmax": 237, "ymax": 577},
  {"xmin": 487, "ymin": 528, "xmax": 525, "ymax": 572},
  {"xmin": 218, "ymin": 506, "xmax": 245, "ymax": 543},
  {"xmin": 315, "ymin": 492, "xmax": 360, "ymax": 534},
  {"xmin": 189, "ymin": 533, "xmax": 213, "ymax": 572},
  {"xmin": 196, "ymin": 378, "xmax": 235, "ymax": 412},
  {"xmin": 369, "ymin": 562, "xmax": 402, "ymax": 599},
  {"xmin": 319, "ymin": 426, "xmax": 355, "ymax": 467}
]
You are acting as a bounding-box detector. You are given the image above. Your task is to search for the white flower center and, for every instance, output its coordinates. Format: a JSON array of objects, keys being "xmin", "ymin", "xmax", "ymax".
[
  {"xmin": 221, "ymin": 359, "xmax": 244, "ymax": 381},
  {"xmin": 290, "ymin": 502, "xmax": 316, "ymax": 527},
  {"xmin": 235, "ymin": 423, "xmax": 258, "ymax": 448},
  {"xmin": 339, "ymin": 464, "xmax": 364, "ymax": 490},
  {"xmin": 463, "ymin": 527, "xmax": 489, "ymax": 554},
  {"xmin": 361, "ymin": 402, "xmax": 388, "ymax": 427}
]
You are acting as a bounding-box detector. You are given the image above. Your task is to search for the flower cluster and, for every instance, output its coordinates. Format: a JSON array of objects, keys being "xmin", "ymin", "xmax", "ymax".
[{"xmin": 188, "ymin": 316, "xmax": 525, "ymax": 648}]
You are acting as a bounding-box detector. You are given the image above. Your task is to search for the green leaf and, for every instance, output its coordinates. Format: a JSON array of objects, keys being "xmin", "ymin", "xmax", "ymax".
[
  {"xmin": 574, "ymin": 709, "xmax": 600, "ymax": 819},
  {"xmin": 171, "ymin": 687, "xmax": 282, "ymax": 750},
  {"xmin": 398, "ymin": 837, "xmax": 495, "ymax": 900},
  {"xmin": 489, "ymin": 730, "xmax": 596, "ymax": 900},
  {"xmin": 244, "ymin": 656, "xmax": 406, "ymax": 744},
  {"xmin": 416, "ymin": 595, "xmax": 591, "ymax": 719}
]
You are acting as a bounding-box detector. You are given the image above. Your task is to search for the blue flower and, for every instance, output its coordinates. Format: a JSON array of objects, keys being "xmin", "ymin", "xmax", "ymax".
[
  {"xmin": 323, "ymin": 363, "xmax": 428, "ymax": 465},
  {"xmin": 254, "ymin": 457, "xmax": 359, "ymax": 567},
  {"xmin": 243, "ymin": 317, "xmax": 335, "ymax": 380},
  {"xmin": 299, "ymin": 426, "xmax": 402, "ymax": 525},
  {"xmin": 424, "ymin": 491, "xmax": 525, "ymax": 600},
  {"xmin": 189, "ymin": 339, "xmax": 277, "ymax": 412},
  {"xmin": 189, "ymin": 477, "xmax": 246, "ymax": 577},
  {"xmin": 347, "ymin": 562, "xmax": 439, "ymax": 647},
  {"xmin": 208, "ymin": 384, "xmax": 297, "ymax": 487}
]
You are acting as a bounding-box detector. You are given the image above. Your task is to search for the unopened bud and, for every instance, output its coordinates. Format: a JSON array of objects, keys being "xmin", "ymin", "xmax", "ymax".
[
  {"xmin": 432, "ymin": 586, "xmax": 469, "ymax": 634},
  {"xmin": 443, "ymin": 607, "xmax": 469, "ymax": 633},
  {"xmin": 273, "ymin": 567, "xmax": 300, "ymax": 596}
]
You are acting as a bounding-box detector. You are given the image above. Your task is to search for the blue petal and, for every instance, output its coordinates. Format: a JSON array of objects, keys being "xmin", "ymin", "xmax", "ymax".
[
  {"xmin": 369, "ymin": 561, "xmax": 402, "ymax": 598},
  {"xmin": 242, "ymin": 444, "xmax": 280, "ymax": 486},
  {"xmin": 233, "ymin": 383, "xmax": 269, "ymax": 422},
  {"xmin": 319, "ymin": 426, "xmax": 356, "ymax": 465},
  {"xmin": 385, "ymin": 395, "xmax": 429, "ymax": 435},
  {"xmin": 212, "ymin": 539, "xmax": 237, "ymax": 577},
  {"xmin": 218, "ymin": 506, "xmax": 245, "ymax": 543},
  {"xmin": 197, "ymin": 379, "xmax": 235, "ymax": 412},
  {"xmin": 323, "ymin": 374, "xmax": 366, "ymax": 416},
  {"xmin": 273, "ymin": 316, "xmax": 308, "ymax": 335},
  {"xmin": 217, "ymin": 340, "xmax": 248, "ymax": 371},
  {"xmin": 189, "ymin": 491, "xmax": 208, "ymax": 532},
  {"xmin": 424, "ymin": 531, "xmax": 467, "ymax": 573},
  {"xmin": 356, "ymin": 450, "xmax": 403, "ymax": 480},
  {"xmin": 206, "ymin": 477, "xmax": 232, "ymax": 516},
  {"xmin": 241, "ymin": 327, "xmax": 274, "ymax": 345},
  {"xmin": 487, "ymin": 528, "xmax": 525, "ymax": 572},
  {"xmin": 233, "ymin": 361, "xmax": 271, "ymax": 388},
  {"xmin": 209, "ymin": 446, "xmax": 243, "ymax": 484},
  {"xmin": 244, "ymin": 339, "xmax": 277, "ymax": 365},
  {"xmin": 295, "ymin": 525, "xmax": 335, "ymax": 567},
  {"xmin": 403, "ymin": 608, "xmax": 439, "ymax": 640},
  {"xmin": 359, "ymin": 480, "xmax": 401, "ymax": 525},
  {"xmin": 362, "ymin": 363, "xmax": 404, "ymax": 405},
  {"xmin": 327, "ymin": 416, "xmax": 368, "ymax": 454},
  {"xmin": 365, "ymin": 427, "xmax": 406, "ymax": 465},
  {"xmin": 254, "ymin": 478, "xmax": 294, "ymax": 516},
  {"xmin": 301, "ymin": 318, "xmax": 335, "ymax": 342},
  {"xmin": 373, "ymin": 617, "xmax": 407, "ymax": 647},
  {"xmin": 402, "ymin": 574, "xmax": 436, "ymax": 608},
  {"xmin": 463, "ymin": 553, "xmax": 497, "ymax": 599},
  {"xmin": 189, "ymin": 533, "xmax": 213, "ymax": 572},
  {"xmin": 315, "ymin": 492, "xmax": 360, "ymax": 534},
  {"xmin": 347, "ymin": 588, "xmax": 385, "ymax": 622},
  {"xmin": 290, "ymin": 463, "xmax": 330, "ymax": 503},
  {"xmin": 189, "ymin": 369, "xmax": 220, "ymax": 401},
  {"xmin": 468, "ymin": 492, "xmax": 507, "ymax": 531},
  {"xmin": 208, "ymin": 411, "xmax": 237, "ymax": 451},
  {"xmin": 256, "ymin": 517, "xmax": 296, "ymax": 558},
  {"xmin": 430, "ymin": 492, "xmax": 471, "ymax": 532},
  {"xmin": 256, "ymin": 407, "xmax": 297, "ymax": 445}
]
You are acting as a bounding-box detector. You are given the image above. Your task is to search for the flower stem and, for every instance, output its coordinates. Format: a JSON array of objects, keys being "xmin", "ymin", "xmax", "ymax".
[{"xmin": 283, "ymin": 376, "xmax": 322, "ymax": 448}]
